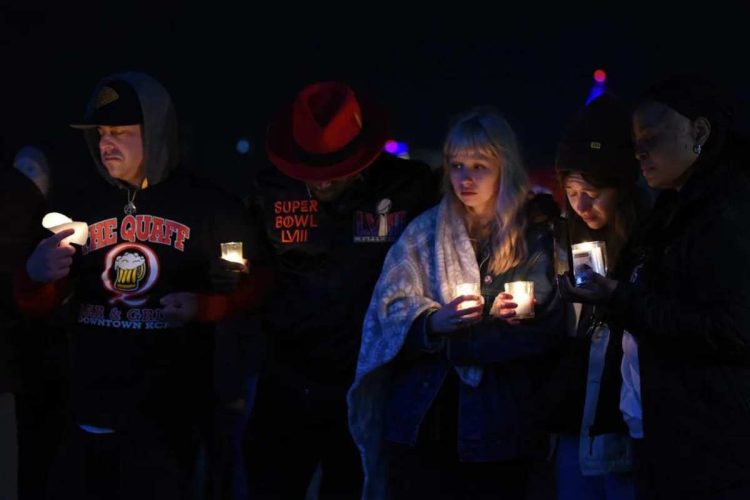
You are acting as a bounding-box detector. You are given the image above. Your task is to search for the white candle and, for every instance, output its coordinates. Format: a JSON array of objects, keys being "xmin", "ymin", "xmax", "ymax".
[
  {"xmin": 455, "ymin": 282, "xmax": 480, "ymax": 310},
  {"xmin": 42, "ymin": 212, "xmax": 89, "ymax": 246},
  {"xmin": 504, "ymin": 281, "xmax": 535, "ymax": 319},
  {"xmin": 220, "ymin": 242, "xmax": 244, "ymax": 264},
  {"xmin": 571, "ymin": 241, "xmax": 607, "ymax": 285}
]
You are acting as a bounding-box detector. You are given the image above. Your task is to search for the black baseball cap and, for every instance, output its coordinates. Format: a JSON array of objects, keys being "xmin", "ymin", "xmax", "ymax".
[{"xmin": 70, "ymin": 79, "xmax": 143, "ymax": 129}]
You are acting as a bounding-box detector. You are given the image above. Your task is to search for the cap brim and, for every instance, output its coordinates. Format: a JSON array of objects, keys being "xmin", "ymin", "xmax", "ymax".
[{"xmin": 70, "ymin": 121, "xmax": 142, "ymax": 130}]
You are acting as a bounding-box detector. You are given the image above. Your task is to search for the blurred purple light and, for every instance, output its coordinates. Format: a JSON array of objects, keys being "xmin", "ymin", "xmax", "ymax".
[{"xmin": 384, "ymin": 140, "xmax": 399, "ymax": 154}]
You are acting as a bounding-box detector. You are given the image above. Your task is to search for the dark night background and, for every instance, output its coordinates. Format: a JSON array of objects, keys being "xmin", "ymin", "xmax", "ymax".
[{"xmin": 2, "ymin": 4, "xmax": 750, "ymax": 199}]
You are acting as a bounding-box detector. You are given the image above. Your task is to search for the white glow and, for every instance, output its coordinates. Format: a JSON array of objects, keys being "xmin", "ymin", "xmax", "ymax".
[
  {"xmin": 221, "ymin": 241, "xmax": 244, "ymax": 264},
  {"xmin": 504, "ymin": 281, "xmax": 535, "ymax": 318},
  {"xmin": 42, "ymin": 212, "xmax": 89, "ymax": 246},
  {"xmin": 42, "ymin": 212, "xmax": 72, "ymax": 228},
  {"xmin": 456, "ymin": 282, "xmax": 480, "ymax": 310},
  {"xmin": 571, "ymin": 241, "xmax": 607, "ymax": 279}
]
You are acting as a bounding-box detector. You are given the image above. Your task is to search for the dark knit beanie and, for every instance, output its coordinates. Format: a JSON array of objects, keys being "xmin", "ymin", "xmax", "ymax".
[{"xmin": 556, "ymin": 93, "xmax": 638, "ymax": 189}]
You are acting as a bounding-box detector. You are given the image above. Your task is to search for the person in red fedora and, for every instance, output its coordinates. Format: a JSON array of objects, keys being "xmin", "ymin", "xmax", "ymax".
[{"xmin": 245, "ymin": 81, "xmax": 439, "ymax": 498}]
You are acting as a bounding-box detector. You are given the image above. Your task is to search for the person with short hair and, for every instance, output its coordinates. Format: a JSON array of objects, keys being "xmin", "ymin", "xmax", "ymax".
[{"xmin": 17, "ymin": 71, "xmax": 270, "ymax": 499}]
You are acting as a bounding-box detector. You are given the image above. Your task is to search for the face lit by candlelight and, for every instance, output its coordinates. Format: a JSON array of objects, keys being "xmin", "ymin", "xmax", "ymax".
[
  {"xmin": 448, "ymin": 149, "xmax": 501, "ymax": 218},
  {"xmin": 563, "ymin": 173, "xmax": 618, "ymax": 230},
  {"xmin": 97, "ymin": 124, "xmax": 145, "ymax": 187}
]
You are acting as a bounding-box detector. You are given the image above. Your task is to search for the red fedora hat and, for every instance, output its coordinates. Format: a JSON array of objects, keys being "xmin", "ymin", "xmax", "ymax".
[{"xmin": 266, "ymin": 82, "xmax": 388, "ymax": 182}]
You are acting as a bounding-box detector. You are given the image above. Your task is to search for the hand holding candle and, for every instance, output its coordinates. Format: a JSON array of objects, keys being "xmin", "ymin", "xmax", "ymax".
[
  {"xmin": 429, "ymin": 285, "xmax": 483, "ymax": 334},
  {"xmin": 502, "ymin": 281, "xmax": 535, "ymax": 319},
  {"xmin": 455, "ymin": 282, "xmax": 481, "ymax": 310},
  {"xmin": 42, "ymin": 212, "xmax": 89, "ymax": 246},
  {"xmin": 571, "ymin": 241, "xmax": 607, "ymax": 286},
  {"xmin": 214, "ymin": 242, "xmax": 247, "ymax": 292},
  {"xmin": 25, "ymin": 229, "xmax": 77, "ymax": 283}
]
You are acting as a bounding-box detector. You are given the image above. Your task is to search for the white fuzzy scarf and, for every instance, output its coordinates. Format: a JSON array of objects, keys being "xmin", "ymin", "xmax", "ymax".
[{"xmin": 347, "ymin": 197, "xmax": 484, "ymax": 499}]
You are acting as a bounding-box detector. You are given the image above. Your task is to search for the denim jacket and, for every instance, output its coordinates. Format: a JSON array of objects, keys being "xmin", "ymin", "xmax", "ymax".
[{"xmin": 384, "ymin": 224, "xmax": 565, "ymax": 461}]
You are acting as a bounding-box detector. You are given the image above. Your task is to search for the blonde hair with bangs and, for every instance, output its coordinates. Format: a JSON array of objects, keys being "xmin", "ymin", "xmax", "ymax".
[{"xmin": 442, "ymin": 107, "xmax": 528, "ymax": 274}]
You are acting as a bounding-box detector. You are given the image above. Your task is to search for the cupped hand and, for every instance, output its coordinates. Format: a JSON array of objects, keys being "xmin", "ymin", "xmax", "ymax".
[
  {"xmin": 429, "ymin": 294, "xmax": 484, "ymax": 334},
  {"xmin": 558, "ymin": 270, "xmax": 618, "ymax": 305},
  {"xmin": 26, "ymin": 229, "xmax": 76, "ymax": 283}
]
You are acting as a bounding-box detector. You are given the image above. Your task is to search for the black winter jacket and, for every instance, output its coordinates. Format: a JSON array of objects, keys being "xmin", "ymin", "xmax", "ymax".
[{"xmin": 608, "ymin": 151, "xmax": 750, "ymax": 496}]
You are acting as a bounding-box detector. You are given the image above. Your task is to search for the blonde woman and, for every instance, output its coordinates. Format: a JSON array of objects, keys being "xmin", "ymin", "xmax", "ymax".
[{"xmin": 348, "ymin": 107, "xmax": 564, "ymax": 499}]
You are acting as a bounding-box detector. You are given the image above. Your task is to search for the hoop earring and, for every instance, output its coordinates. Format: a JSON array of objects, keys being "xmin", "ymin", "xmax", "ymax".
[{"xmin": 693, "ymin": 143, "xmax": 702, "ymax": 155}]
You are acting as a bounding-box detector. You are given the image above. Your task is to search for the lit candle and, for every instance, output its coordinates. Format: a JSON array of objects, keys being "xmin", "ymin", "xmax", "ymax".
[
  {"xmin": 571, "ymin": 241, "xmax": 607, "ymax": 285},
  {"xmin": 42, "ymin": 212, "xmax": 89, "ymax": 246},
  {"xmin": 504, "ymin": 281, "xmax": 535, "ymax": 319},
  {"xmin": 455, "ymin": 282, "xmax": 481, "ymax": 310},
  {"xmin": 220, "ymin": 241, "xmax": 244, "ymax": 264}
]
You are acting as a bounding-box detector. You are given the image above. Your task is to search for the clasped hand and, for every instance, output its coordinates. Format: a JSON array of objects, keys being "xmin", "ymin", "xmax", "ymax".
[
  {"xmin": 557, "ymin": 265, "xmax": 618, "ymax": 305},
  {"xmin": 489, "ymin": 292, "xmax": 525, "ymax": 324},
  {"xmin": 160, "ymin": 257, "xmax": 249, "ymax": 324}
]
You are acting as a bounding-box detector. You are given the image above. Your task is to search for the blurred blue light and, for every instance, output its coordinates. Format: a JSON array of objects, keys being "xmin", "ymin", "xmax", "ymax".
[
  {"xmin": 236, "ymin": 138, "xmax": 251, "ymax": 155},
  {"xmin": 586, "ymin": 83, "xmax": 606, "ymax": 105}
]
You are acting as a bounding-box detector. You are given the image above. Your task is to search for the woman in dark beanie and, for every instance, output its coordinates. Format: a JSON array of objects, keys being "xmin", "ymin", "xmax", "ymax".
[
  {"xmin": 549, "ymin": 93, "xmax": 649, "ymax": 500},
  {"xmin": 561, "ymin": 74, "xmax": 750, "ymax": 499}
]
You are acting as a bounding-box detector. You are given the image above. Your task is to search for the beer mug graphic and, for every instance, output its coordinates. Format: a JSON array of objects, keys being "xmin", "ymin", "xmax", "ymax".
[{"xmin": 113, "ymin": 252, "xmax": 147, "ymax": 291}]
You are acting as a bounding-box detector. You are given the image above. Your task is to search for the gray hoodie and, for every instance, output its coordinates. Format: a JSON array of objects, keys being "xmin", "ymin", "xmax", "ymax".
[{"xmin": 80, "ymin": 71, "xmax": 179, "ymax": 188}]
